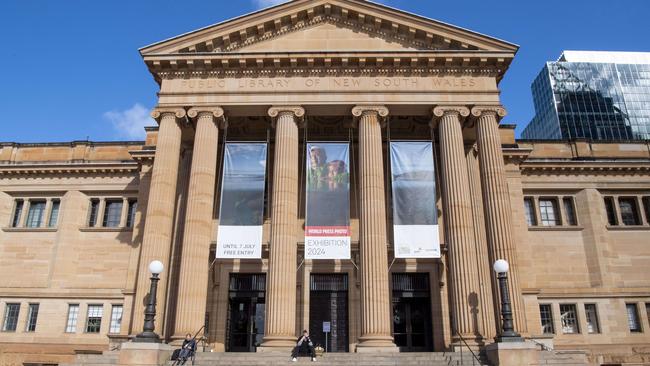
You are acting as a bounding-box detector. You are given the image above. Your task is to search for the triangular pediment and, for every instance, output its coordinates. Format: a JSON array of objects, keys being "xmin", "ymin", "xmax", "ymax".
[
  {"xmin": 140, "ymin": 0, "xmax": 518, "ymax": 56},
  {"xmin": 237, "ymin": 21, "xmax": 420, "ymax": 52}
]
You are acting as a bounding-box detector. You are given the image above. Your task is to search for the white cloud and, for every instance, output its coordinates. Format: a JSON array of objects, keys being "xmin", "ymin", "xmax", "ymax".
[
  {"xmin": 252, "ymin": 0, "xmax": 288, "ymax": 9},
  {"xmin": 103, "ymin": 103, "xmax": 154, "ymax": 140}
]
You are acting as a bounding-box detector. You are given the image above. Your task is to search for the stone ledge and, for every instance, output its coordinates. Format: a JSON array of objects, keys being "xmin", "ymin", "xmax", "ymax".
[
  {"xmin": 606, "ymin": 225, "xmax": 650, "ymax": 231},
  {"xmin": 527, "ymin": 226, "xmax": 584, "ymax": 232},
  {"xmin": 1, "ymin": 227, "xmax": 58, "ymax": 233},
  {"xmin": 79, "ymin": 227, "xmax": 133, "ymax": 233}
]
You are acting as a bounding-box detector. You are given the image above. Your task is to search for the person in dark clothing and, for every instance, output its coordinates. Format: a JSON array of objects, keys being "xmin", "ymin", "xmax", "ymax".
[
  {"xmin": 291, "ymin": 330, "xmax": 316, "ymax": 362},
  {"xmin": 178, "ymin": 333, "xmax": 197, "ymax": 365}
]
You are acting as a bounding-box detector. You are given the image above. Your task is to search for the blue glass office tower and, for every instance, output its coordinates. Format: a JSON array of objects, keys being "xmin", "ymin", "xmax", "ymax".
[{"xmin": 522, "ymin": 51, "xmax": 650, "ymax": 140}]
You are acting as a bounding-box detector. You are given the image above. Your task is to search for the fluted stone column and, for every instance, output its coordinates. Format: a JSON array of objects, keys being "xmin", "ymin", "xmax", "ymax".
[
  {"xmin": 133, "ymin": 108, "xmax": 185, "ymax": 335},
  {"xmin": 466, "ymin": 144, "xmax": 497, "ymax": 340},
  {"xmin": 352, "ymin": 105, "xmax": 396, "ymax": 351},
  {"xmin": 173, "ymin": 107, "xmax": 225, "ymax": 339},
  {"xmin": 261, "ymin": 106, "xmax": 304, "ymax": 349},
  {"xmin": 433, "ymin": 106, "xmax": 482, "ymax": 341},
  {"xmin": 472, "ymin": 106, "xmax": 527, "ymax": 334}
]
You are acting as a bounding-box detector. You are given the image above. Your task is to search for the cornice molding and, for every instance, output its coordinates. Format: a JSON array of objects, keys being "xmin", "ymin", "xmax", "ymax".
[
  {"xmin": 0, "ymin": 162, "xmax": 139, "ymax": 176},
  {"xmin": 520, "ymin": 160, "xmax": 650, "ymax": 175},
  {"xmin": 148, "ymin": 54, "xmax": 510, "ymax": 82}
]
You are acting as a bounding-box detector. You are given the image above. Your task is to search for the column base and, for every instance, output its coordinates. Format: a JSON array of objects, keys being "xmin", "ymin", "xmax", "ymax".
[
  {"xmin": 259, "ymin": 335, "xmax": 297, "ymax": 350},
  {"xmin": 118, "ymin": 342, "xmax": 173, "ymax": 366},
  {"xmin": 356, "ymin": 335, "xmax": 398, "ymax": 352},
  {"xmin": 485, "ymin": 340, "xmax": 539, "ymax": 366}
]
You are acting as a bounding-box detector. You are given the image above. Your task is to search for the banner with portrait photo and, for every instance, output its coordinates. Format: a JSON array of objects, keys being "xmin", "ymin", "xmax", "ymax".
[
  {"xmin": 390, "ymin": 141, "xmax": 440, "ymax": 258},
  {"xmin": 216, "ymin": 143, "xmax": 268, "ymax": 259},
  {"xmin": 305, "ymin": 142, "xmax": 351, "ymax": 259}
]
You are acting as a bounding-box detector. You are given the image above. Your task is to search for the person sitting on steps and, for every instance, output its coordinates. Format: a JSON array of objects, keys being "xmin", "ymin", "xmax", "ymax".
[{"xmin": 291, "ymin": 329, "xmax": 316, "ymax": 362}]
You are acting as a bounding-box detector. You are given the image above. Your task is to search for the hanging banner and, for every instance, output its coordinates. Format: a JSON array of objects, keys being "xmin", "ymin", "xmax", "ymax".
[
  {"xmin": 216, "ymin": 143, "xmax": 268, "ymax": 259},
  {"xmin": 305, "ymin": 143, "xmax": 351, "ymax": 259},
  {"xmin": 390, "ymin": 142, "xmax": 440, "ymax": 258}
]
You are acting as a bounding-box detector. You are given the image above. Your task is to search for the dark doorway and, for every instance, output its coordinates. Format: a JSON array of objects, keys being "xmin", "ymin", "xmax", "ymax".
[
  {"xmin": 392, "ymin": 273, "xmax": 433, "ymax": 352},
  {"xmin": 309, "ymin": 274, "xmax": 349, "ymax": 352},
  {"xmin": 226, "ymin": 274, "xmax": 265, "ymax": 352}
]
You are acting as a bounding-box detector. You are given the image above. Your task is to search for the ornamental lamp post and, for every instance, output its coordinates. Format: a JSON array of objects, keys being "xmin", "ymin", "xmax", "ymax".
[
  {"xmin": 493, "ymin": 259, "xmax": 522, "ymax": 342},
  {"xmin": 134, "ymin": 260, "xmax": 164, "ymax": 343}
]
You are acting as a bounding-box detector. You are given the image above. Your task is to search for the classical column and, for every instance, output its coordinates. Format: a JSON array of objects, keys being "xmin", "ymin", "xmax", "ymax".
[
  {"xmin": 433, "ymin": 106, "xmax": 482, "ymax": 342},
  {"xmin": 261, "ymin": 106, "xmax": 304, "ymax": 348},
  {"xmin": 173, "ymin": 107, "xmax": 225, "ymax": 339},
  {"xmin": 132, "ymin": 108, "xmax": 185, "ymax": 335},
  {"xmin": 352, "ymin": 105, "xmax": 396, "ymax": 351},
  {"xmin": 466, "ymin": 144, "xmax": 497, "ymax": 340},
  {"xmin": 472, "ymin": 106, "xmax": 527, "ymax": 334}
]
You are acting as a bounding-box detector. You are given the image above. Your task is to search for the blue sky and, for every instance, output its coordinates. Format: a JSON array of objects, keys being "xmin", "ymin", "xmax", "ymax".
[{"xmin": 0, "ymin": 0, "xmax": 648, "ymax": 142}]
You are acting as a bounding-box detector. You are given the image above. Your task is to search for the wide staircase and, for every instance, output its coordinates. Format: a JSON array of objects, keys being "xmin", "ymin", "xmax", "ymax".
[{"xmin": 63, "ymin": 348, "xmax": 590, "ymax": 366}]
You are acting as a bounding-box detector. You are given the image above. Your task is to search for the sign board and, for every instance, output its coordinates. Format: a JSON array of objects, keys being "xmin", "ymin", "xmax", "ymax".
[
  {"xmin": 322, "ymin": 321, "xmax": 331, "ymax": 333},
  {"xmin": 305, "ymin": 142, "xmax": 351, "ymax": 259}
]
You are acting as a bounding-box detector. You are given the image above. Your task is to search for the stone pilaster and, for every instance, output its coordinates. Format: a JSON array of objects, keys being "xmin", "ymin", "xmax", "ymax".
[
  {"xmin": 433, "ymin": 106, "xmax": 482, "ymax": 341},
  {"xmin": 466, "ymin": 144, "xmax": 497, "ymax": 340},
  {"xmin": 261, "ymin": 106, "xmax": 304, "ymax": 349},
  {"xmin": 472, "ymin": 106, "xmax": 527, "ymax": 334},
  {"xmin": 352, "ymin": 105, "xmax": 396, "ymax": 351},
  {"xmin": 132, "ymin": 108, "xmax": 185, "ymax": 336},
  {"xmin": 173, "ymin": 107, "xmax": 225, "ymax": 338}
]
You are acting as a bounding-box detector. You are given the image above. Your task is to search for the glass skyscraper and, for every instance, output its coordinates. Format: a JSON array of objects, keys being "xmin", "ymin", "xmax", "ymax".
[{"xmin": 522, "ymin": 51, "xmax": 650, "ymax": 140}]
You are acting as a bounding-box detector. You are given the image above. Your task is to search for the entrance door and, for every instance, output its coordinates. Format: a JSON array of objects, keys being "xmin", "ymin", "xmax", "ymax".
[
  {"xmin": 309, "ymin": 274, "xmax": 349, "ymax": 352},
  {"xmin": 226, "ymin": 274, "xmax": 265, "ymax": 352},
  {"xmin": 392, "ymin": 273, "xmax": 433, "ymax": 352}
]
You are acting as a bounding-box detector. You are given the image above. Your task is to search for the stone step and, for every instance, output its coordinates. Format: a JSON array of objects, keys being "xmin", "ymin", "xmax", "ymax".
[{"xmin": 193, "ymin": 352, "xmax": 487, "ymax": 366}]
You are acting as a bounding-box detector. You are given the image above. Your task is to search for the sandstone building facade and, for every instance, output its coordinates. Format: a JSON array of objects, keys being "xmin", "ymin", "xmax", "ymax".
[{"xmin": 1, "ymin": 1, "xmax": 649, "ymax": 365}]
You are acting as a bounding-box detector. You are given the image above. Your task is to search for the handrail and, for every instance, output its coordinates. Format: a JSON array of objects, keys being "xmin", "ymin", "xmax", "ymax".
[
  {"xmin": 455, "ymin": 332, "xmax": 482, "ymax": 366},
  {"xmin": 527, "ymin": 337, "xmax": 554, "ymax": 352}
]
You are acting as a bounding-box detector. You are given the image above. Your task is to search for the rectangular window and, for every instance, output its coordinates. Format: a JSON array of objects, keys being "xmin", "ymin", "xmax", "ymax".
[
  {"xmin": 539, "ymin": 198, "xmax": 560, "ymax": 226},
  {"xmin": 563, "ymin": 197, "xmax": 578, "ymax": 226},
  {"xmin": 539, "ymin": 304, "xmax": 554, "ymax": 334},
  {"xmin": 619, "ymin": 198, "xmax": 641, "ymax": 225},
  {"xmin": 560, "ymin": 304, "xmax": 579, "ymax": 334},
  {"xmin": 65, "ymin": 304, "xmax": 79, "ymax": 333},
  {"xmin": 126, "ymin": 200, "xmax": 137, "ymax": 228},
  {"xmin": 604, "ymin": 197, "xmax": 618, "ymax": 225},
  {"xmin": 2, "ymin": 303, "xmax": 20, "ymax": 332},
  {"xmin": 627, "ymin": 303, "xmax": 642, "ymax": 333},
  {"xmin": 524, "ymin": 198, "xmax": 537, "ymax": 226},
  {"xmin": 11, "ymin": 200, "xmax": 24, "ymax": 227},
  {"xmin": 102, "ymin": 200, "xmax": 123, "ymax": 227},
  {"xmin": 643, "ymin": 197, "xmax": 650, "ymax": 225},
  {"xmin": 26, "ymin": 200, "xmax": 46, "ymax": 228},
  {"xmin": 48, "ymin": 200, "xmax": 60, "ymax": 227},
  {"xmin": 26, "ymin": 303, "xmax": 39, "ymax": 332},
  {"xmin": 85, "ymin": 305, "xmax": 103, "ymax": 333},
  {"xmin": 646, "ymin": 303, "xmax": 650, "ymax": 328},
  {"xmin": 88, "ymin": 199, "xmax": 100, "ymax": 227},
  {"xmin": 584, "ymin": 304, "xmax": 600, "ymax": 334},
  {"xmin": 109, "ymin": 305, "xmax": 123, "ymax": 334}
]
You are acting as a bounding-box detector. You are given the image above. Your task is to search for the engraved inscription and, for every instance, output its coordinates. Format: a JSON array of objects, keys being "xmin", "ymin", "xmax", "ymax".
[{"xmin": 172, "ymin": 76, "xmax": 483, "ymax": 92}]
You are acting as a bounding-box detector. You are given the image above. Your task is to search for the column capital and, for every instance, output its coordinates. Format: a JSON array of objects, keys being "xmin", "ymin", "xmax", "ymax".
[
  {"xmin": 470, "ymin": 105, "xmax": 507, "ymax": 120},
  {"xmin": 150, "ymin": 107, "xmax": 186, "ymax": 122},
  {"xmin": 268, "ymin": 106, "xmax": 305, "ymax": 120},
  {"xmin": 432, "ymin": 105, "xmax": 470, "ymax": 118},
  {"xmin": 352, "ymin": 105, "xmax": 389, "ymax": 120},
  {"xmin": 187, "ymin": 106, "xmax": 227, "ymax": 129},
  {"xmin": 431, "ymin": 106, "xmax": 470, "ymax": 128}
]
